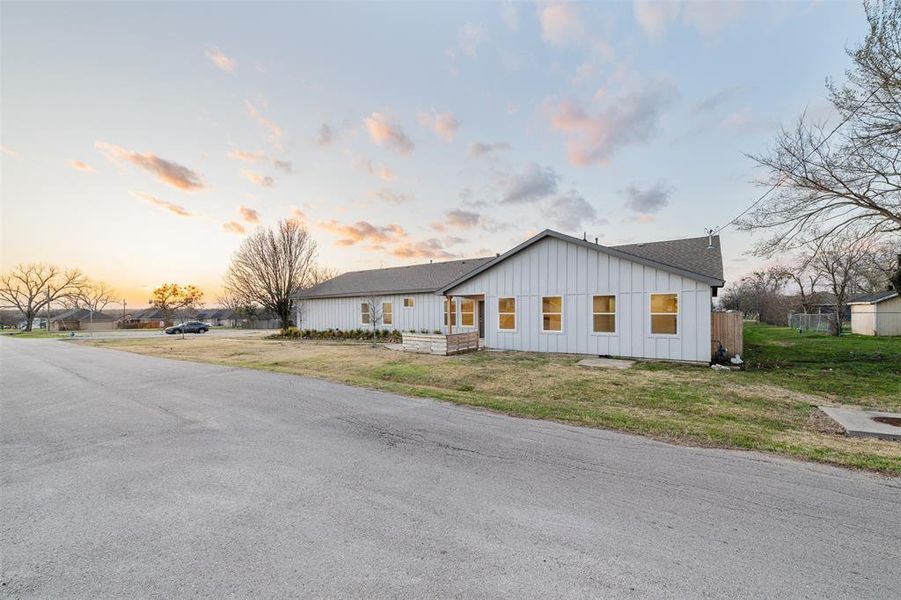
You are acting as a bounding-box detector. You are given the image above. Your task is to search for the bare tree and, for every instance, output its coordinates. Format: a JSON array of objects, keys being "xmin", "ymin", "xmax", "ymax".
[
  {"xmin": 783, "ymin": 260, "xmax": 823, "ymax": 314},
  {"xmin": 216, "ymin": 291, "xmax": 260, "ymax": 326},
  {"xmin": 807, "ymin": 232, "xmax": 872, "ymax": 335},
  {"xmin": 856, "ymin": 239, "xmax": 900, "ymax": 292},
  {"xmin": 719, "ymin": 266, "xmax": 793, "ymax": 325},
  {"xmin": 223, "ymin": 219, "xmax": 320, "ymax": 331},
  {"xmin": 78, "ymin": 281, "xmax": 116, "ymax": 314},
  {"xmin": 741, "ymin": 1, "xmax": 901, "ymax": 255},
  {"xmin": 0, "ymin": 264, "xmax": 86, "ymax": 331},
  {"xmin": 363, "ymin": 296, "xmax": 384, "ymax": 329}
]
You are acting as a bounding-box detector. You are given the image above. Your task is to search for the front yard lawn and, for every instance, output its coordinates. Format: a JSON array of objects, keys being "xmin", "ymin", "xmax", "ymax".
[{"xmin": 85, "ymin": 323, "xmax": 901, "ymax": 475}]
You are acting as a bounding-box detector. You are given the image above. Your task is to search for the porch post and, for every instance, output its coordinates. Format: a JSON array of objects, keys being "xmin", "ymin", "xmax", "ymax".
[{"xmin": 446, "ymin": 294, "xmax": 453, "ymax": 334}]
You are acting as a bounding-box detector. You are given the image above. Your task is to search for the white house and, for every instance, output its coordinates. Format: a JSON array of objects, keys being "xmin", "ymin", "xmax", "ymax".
[
  {"xmin": 848, "ymin": 290, "xmax": 901, "ymax": 336},
  {"xmin": 296, "ymin": 230, "xmax": 725, "ymax": 363}
]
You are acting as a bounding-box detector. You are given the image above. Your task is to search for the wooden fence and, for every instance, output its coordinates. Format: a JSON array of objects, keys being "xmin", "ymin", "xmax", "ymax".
[{"xmin": 711, "ymin": 311, "xmax": 743, "ymax": 360}]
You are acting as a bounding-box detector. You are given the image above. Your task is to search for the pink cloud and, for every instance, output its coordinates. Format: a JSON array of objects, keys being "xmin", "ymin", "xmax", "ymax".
[
  {"xmin": 244, "ymin": 100, "xmax": 283, "ymax": 144},
  {"xmin": 222, "ymin": 220, "xmax": 246, "ymax": 235},
  {"xmin": 131, "ymin": 191, "xmax": 195, "ymax": 217},
  {"xmin": 365, "ymin": 112, "xmax": 414, "ymax": 155},
  {"xmin": 96, "ymin": 141, "xmax": 206, "ymax": 190},
  {"xmin": 0, "ymin": 145, "xmax": 18, "ymax": 158},
  {"xmin": 241, "ymin": 169, "xmax": 274, "ymax": 187},
  {"xmin": 69, "ymin": 160, "xmax": 95, "ymax": 173},
  {"xmin": 548, "ymin": 81, "xmax": 678, "ymax": 165},
  {"xmin": 538, "ymin": 2, "xmax": 587, "ymax": 46},
  {"xmin": 228, "ymin": 149, "xmax": 266, "ymax": 162},
  {"xmin": 204, "ymin": 47, "xmax": 237, "ymax": 72},
  {"xmin": 418, "ymin": 111, "xmax": 460, "ymax": 142},
  {"xmin": 391, "ymin": 239, "xmax": 456, "ymax": 260},
  {"xmin": 318, "ymin": 220, "xmax": 407, "ymax": 246},
  {"xmin": 239, "ymin": 205, "xmax": 260, "ymax": 224}
]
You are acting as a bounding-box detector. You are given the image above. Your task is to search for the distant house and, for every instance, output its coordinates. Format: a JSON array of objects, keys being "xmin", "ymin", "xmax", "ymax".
[
  {"xmin": 196, "ymin": 308, "xmax": 238, "ymax": 327},
  {"xmin": 848, "ymin": 290, "xmax": 901, "ymax": 336},
  {"xmin": 296, "ymin": 229, "xmax": 725, "ymax": 363},
  {"xmin": 50, "ymin": 309, "xmax": 118, "ymax": 331}
]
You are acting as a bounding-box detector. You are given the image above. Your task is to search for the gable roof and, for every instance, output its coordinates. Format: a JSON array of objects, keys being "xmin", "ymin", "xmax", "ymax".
[
  {"xmin": 610, "ymin": 235, "xmax": 723, "ymax": 283},
  {"xmin": 439, "ymin": 230, "xmax": 725, "ymax": 294},
  {"xmin": 296, "ymin": 257, "xmax": 495, "ymax": 299},
  {"xmin": 50, "ymin": 308, "xmax": 118, "ymax": 322},
  {"xmin": 848, "ymin": 290, "xmax": 899, "ymax": 304}
]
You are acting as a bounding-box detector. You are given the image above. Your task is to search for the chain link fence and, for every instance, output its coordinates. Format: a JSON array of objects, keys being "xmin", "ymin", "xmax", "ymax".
[{"xmin": 788, "ymin": 313, "xmax": 836, "ymax": 332}]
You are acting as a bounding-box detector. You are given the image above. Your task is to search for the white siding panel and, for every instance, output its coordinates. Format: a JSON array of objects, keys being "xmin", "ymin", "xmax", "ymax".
[{"xmin": 445, "ymin": 236, "xmax": 714, "ymax": 362}]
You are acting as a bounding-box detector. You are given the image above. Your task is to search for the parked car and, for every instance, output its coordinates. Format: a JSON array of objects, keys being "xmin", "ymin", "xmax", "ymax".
[{"xmin": 165, "ymin": 321, "xmax": 211, "ymax": 335}]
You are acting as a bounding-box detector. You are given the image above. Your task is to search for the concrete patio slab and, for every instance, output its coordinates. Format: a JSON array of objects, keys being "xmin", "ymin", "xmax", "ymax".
[
  {"xmin": 818, "ymin": 406, "xmax": 901, "ymax": 441},
  {"xmin": 577, "ymin": 357, "xmax": 635, "ymax": 370}
]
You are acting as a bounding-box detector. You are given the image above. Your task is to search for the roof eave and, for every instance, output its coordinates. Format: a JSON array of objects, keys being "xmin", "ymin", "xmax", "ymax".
[
  {"xmin": 438, "ymin": 229, "xmax": 724, "ymax": 294},
  {"xmin": 296, "ymin": 286, "xmax": 440, "ymax": 300}
]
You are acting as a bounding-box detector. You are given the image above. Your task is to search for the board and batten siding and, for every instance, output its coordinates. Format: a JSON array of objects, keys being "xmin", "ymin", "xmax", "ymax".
[
  {"xmin": 445, "ymin": 236, "xmax": 714, "ymax": 363},
  {"xmin": 297, "ymin": 292, "xmax": 478, "ymax": 334}
]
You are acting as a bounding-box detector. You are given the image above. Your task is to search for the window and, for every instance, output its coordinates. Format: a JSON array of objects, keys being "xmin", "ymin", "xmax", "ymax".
[
  {"xmin": 403, "ymin": 297, "xmax": 415, "ymax": 308},
  {"xmin": 650, "ymin": 293, "xmax": 678, "ymax": 335},
  {"xmin": 541, "ymin": 296, "xmax": 563, "ymax": 332},
  {"xmin": 460, "ymin": 299, "xmax": 475, "ymax": 327},
  {"xmin": 382, "ymin": 302, "xmax": 393, "ymax": 326},
  {"xmin": 592, "ymin": 295, "xmax": 616, "ymax": 333},
  {"xmin": 498, "ymin": 297, "xmax": 516, "ymax": 331},
  {"xmin": 361, "ymin": 302, "xmax": 370, "ymax": 325},
  {"xmin": 444, "ymin": 298, "xmax": 456, "ymax": 326}
]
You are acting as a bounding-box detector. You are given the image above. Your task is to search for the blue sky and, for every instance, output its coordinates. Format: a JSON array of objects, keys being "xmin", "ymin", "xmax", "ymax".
[{"xmin": 1, "ymin": 1, "xmax": 866, "ymax": 304}]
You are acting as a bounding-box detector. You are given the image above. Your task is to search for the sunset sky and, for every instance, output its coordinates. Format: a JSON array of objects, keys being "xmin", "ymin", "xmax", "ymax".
[{"xmin": 1, "ymin": 1, "xmax": 866, "ymax": 307}]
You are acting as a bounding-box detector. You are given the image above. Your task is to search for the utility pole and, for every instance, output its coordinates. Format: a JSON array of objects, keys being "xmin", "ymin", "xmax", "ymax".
[{"xmin": 45, "ymin": 288, "xmax": 51, "ymax": 331}]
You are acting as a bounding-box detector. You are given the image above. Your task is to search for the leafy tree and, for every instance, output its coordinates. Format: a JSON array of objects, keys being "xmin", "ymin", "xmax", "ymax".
[
  {"xmin": 0, "ymin": 264, "xmax": 85, "ymax": 331},
  {"xmin": 149, "ymin": 283, "xmax": 203, "ymax": 324}
]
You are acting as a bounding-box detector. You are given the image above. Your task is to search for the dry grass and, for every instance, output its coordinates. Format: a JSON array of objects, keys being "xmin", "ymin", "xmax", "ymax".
[{"xmin": 84, "ymin": 335, "xmax": 901, "ymax": 475}]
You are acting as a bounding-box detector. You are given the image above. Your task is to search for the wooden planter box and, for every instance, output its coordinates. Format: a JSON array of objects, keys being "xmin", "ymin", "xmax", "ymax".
[{"xmin": 402, "ymin": 332, "xmax": 479, "ymax": 356}]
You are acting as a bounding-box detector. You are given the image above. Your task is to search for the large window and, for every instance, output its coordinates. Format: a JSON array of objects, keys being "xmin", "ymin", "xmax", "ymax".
[
  {"xmin": 444, "ymin": 298, "xmax": 456, "ymax": 327},
  {"xmin": 403, "ymin": 297, "xmax": 415, "ymax": 308},
  {"xmin": 498, "ymin": 297, "xmax": 516, "ymax": 331},
  {"xmin": 361, "ymin": 302, "xmax": 370, "ymax": 325},
  {"xmin": 650, "ymin": 293, "xmax": 678, "ymax": 335},
  {"xmin": 382, "ymin": 302, "xmax": 393, "ymax": 326},
  {"xmin": 592, "ymin": 295, "xmax": 616, "ymax": 333},
  {"xmin": 460, "ymin": 299, "xmax": 475, "ymax": 327},
  {"xmin": 541, "ymin": 296, "xmax": 563, "ymax": 332}
]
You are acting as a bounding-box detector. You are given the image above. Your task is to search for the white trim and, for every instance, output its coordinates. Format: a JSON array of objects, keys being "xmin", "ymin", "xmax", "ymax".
[
  {"xmin": 648, "ymin": 292, "xmax": 680, "ymax": 337},
  {"xmin": 382, "ymin": 301, "xmax": 393, "ymax": 326},
  {"xmin": 540, "ymin": 295, "xmax": 564, "ymax": 334},
  {"xmin": 497, "ymin": 296, "xmax": 517, "ymax": 332},
  {"xmin": 589, "ymin": 293, "xmax": 618, "ymax": 336},
  {"xmin": 459, "ymin": 297, "xmax": 476, "ymax": 328},
  {"xmin": 360, "ymin": 301, "xmax": 371, "ymax": 326},
  {"xmin": 402, "ymin": 296, "xmax": 415, "ymax": 309}
]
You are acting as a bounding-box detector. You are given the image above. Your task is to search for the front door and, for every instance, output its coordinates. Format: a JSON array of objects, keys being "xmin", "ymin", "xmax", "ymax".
[{"xmin": 478, "ymin": 300, "xmax": 485, "ymax": 338}]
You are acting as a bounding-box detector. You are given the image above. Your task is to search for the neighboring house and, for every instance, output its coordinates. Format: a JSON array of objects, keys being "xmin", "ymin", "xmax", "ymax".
[
  {"xmin": 50, "ymin": 309, "xmax": 118, "ymax": 331},
  {"xmin": 297, "ymin": 229, "xmax": 725, "ymax": 363},
  {"xmin": 848, "ymin": 290, "xmax": 901, "ymax": 336},
  {"xmin": 196, "ymin": 308, "xmax": 238, "ymax": 328}
]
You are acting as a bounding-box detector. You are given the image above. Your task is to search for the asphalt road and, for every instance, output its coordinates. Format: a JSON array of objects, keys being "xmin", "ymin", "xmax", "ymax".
[{"xmin": 2, "ymin": 338, "xmax": 899, "ymax": 599}]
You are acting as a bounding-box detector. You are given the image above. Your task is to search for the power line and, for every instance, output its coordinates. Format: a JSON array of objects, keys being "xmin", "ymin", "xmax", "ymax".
[{"xmin": 710, "ymin": 63, "xmax": 900, "ymax": 236}]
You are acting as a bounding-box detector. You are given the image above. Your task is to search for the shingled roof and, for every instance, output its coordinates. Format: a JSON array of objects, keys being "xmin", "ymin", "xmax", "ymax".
[
  {"xmin": 296, "ymin": 257, "xmax": 494, "ymax": 299},
  {"xmin": 848, "ymin": 290, "xmax": 898, "ymax": 304},
  {"xmin": 611, "ymin": 235, "xmax": 724, "ymax": 283},
  {"xmin": 299, "ymin": 229, "xmax": 725, "ymax": 300}
]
